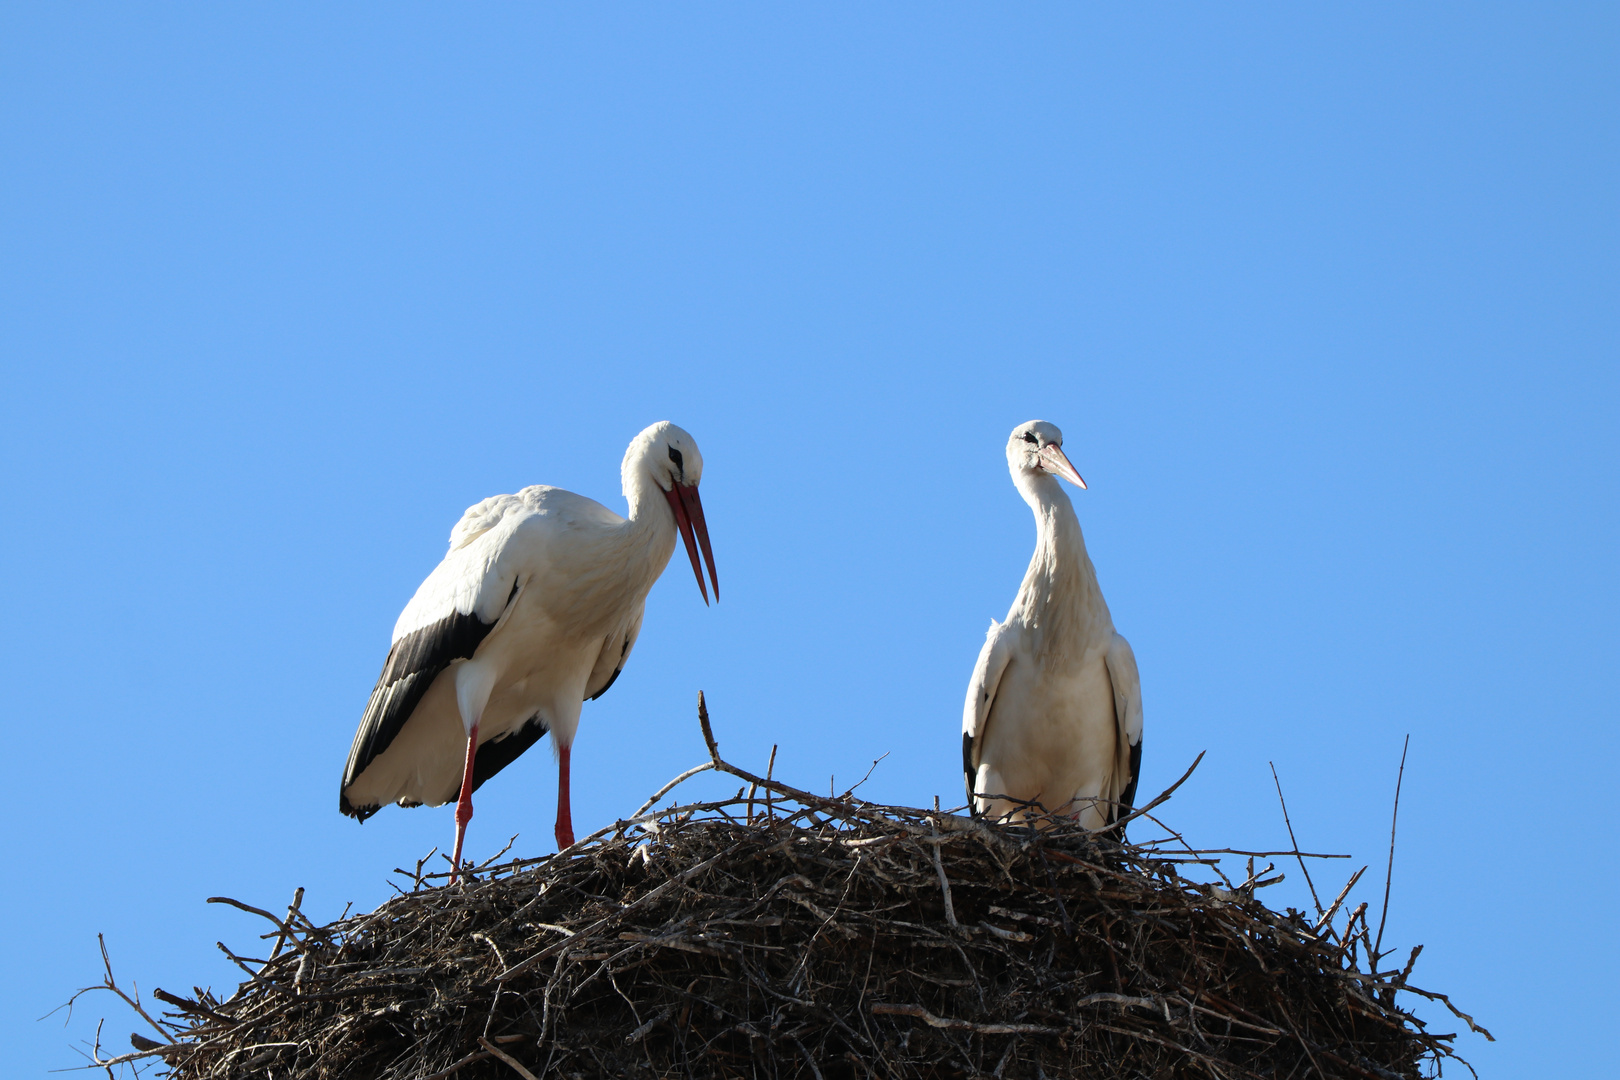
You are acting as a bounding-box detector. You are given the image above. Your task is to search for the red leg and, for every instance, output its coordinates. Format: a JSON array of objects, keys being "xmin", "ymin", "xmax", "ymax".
[
  {"xmin": 450, "ymin": 723, "xmax": 479, "ymax": 883},
  {"xmin": 555, "ymin": 744, "xmax": 575, "ymax": 850}
]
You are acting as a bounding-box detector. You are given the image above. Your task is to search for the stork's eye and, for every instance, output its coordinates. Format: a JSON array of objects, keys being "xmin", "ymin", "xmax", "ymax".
[
  {"xmin": 1022, "ymin": 432, "xmax": 1038, "ymax": 445},
  {"xmin": 668, "ymin": 446, "xmax": 685, "ymax": 476}
]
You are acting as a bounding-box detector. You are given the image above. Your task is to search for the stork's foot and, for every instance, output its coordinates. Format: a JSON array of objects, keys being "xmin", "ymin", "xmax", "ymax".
[
  {"xmin": 450, "ymin": 799, "xmax": 475, "ymax": 883},
  {"xmin": 449, "ymin": 723, "xmax": 479, "ymax": 883}
]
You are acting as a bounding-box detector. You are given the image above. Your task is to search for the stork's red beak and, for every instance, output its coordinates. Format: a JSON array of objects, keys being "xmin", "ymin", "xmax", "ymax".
[
  {"xmin": 1038, "ymin": 443, "xmax": 1087, "ymax": 489},
  {"xmin": 664, "ymin": 483, "xmax": 720, "ymax": 604}
]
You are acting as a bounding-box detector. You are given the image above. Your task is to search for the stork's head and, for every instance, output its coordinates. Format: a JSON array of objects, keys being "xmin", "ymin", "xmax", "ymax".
[
  {"xmin": 1006, "ymin": 420, "xmax": 1087, "ymax": 489},
  {"xmin": 625, "ymin": 421, "xmax": 719, "ymax": 604}
]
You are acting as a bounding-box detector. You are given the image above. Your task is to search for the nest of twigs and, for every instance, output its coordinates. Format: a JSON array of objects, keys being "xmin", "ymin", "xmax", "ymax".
[{"xmin": 88, "ymin": 698, "xmax": 1486, "ymax": 1079}]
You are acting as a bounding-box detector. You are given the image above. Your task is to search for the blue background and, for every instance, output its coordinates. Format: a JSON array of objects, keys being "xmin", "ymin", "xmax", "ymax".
[{"xmin": 2, "ymin": 5, "xmax": 1614, "ymax": 1075}]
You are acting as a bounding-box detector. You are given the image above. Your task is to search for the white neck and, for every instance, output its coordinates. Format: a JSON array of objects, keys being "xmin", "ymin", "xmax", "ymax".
[
  {"xmin": 582, "ymin": 458, "xmax": 678, "ymax": 611},
  {"xmin": 1009, "ymin": 468, "xmax": 1111, "ymax": 654},
  {"xmin": 624, "ymin": 463, "xmax": 673, "ymax": 529}
]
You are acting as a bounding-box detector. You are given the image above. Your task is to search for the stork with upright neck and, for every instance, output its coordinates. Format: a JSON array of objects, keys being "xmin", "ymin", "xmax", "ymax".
[
  {"xmin": 340, "ymin": 421, "xmax": 719, "ymax": 879},
  {"xmin": 961, "ymin": 420, "xmax": 1143, "ymax": 830}
]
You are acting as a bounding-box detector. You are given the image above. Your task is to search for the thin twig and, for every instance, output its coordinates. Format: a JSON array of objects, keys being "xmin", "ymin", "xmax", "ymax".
[
  {"xmin": 96, "ymin": 935, "xmax": 177, "ymax": 1044},
  {"xmin": 871, "ymin": 1003, "xmax": 1061, "ymax": 1036},
  {"xmin": 206, "ymin": 897, "xmax": 307, "ymax": 955},
  {"xmin": 1149, "ymin": 847, "xmax": 1350, "ymax": 860},
  {"xmin": 927, "ymin": 816, "xmax": 959, "ymax": 928},
  {"xmin": 419, "ymin": 1050, "xmax": 494, "ymax": 1079},
  {"xmin": 267, "ymin": 886, "xmax": 305, "ymax": 960},
  {"xmin": 479, "ymin": 1036, "xmax": 543, "ymax": 1080},
  {"xmin": 1093, "ymin": 751, "xmax": 1207, "ymax": 838},
  {"xmin": 1373, "ymin": 734, "xmax": 1410, "ymax": 965},
  {"xmin": 765, "ymin": 743, "xmax": 778, "ymax": 821},
  {"xmin": 1268, "ymin": 762, "xmax": 1324, "ymax": 917},
  {"xmin": 631, "ymin": 762, "xmax": 716, "ymax": 818},
  {"xmin": 1315, "ymin": 866, "xmax": 1367, "ymax": 936}
]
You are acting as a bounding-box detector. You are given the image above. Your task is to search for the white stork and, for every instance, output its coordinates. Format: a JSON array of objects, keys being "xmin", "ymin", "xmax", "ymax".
[
  {"xmin": 340, "ymin": 421, "xmax": 718, "ymax": 877},
  {"xmin": 961, "ymin": 420, "xmax": 1143, "ymax": 831}
]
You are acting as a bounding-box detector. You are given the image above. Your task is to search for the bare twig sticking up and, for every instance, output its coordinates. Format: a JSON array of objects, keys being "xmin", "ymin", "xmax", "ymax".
[
  {"xmin": 1373, "ymin": 734, "xmax": 1411, "ymax": 966},
  {"xmin": 1269, "ymin": 761, "xmax": 1324, "ymax": 917}
]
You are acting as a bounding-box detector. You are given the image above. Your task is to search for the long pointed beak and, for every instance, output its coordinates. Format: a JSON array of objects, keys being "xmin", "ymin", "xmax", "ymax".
[
  {"xmin": 664, "ymin": 483, "xmax": 720, "ymax": 604},
  {"xmin": 1038, "ymin": 443, "xmax": 1087, "ymax": 489}
]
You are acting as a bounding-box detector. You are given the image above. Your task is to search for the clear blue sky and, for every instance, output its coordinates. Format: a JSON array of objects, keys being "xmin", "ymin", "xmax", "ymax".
[{"xmin": 2, "ymin": 5, "xmax": 1613, "ymax": 1076}]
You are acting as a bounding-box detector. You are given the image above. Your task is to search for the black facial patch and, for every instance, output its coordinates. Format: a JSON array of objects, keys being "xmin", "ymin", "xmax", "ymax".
[
  {"xmin": 667, "ymin": 445, "xmax": 685, "ymax": 479},
  {"xmin": 1022, "ymin": 432, "xmax": 1038, "ymax": 444}
]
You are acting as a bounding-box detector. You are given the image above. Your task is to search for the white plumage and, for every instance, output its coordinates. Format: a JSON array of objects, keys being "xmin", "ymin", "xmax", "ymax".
[
  {"xmin": 340, "ymin": 421, "xmax": 718, "ymax": 876},
  {"xmin": 962, "ymin": 420, "xmax": 1143, "ymax": 830}
]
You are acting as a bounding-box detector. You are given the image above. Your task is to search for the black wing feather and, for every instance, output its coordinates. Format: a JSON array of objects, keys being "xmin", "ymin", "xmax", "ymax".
[
  {"xmin": 588, "ymin": 637, "xmax": 632, "ymax": 701},
  {"xmin": 339, "ymin": 581, "xmax": 517, "ymax": 819},
  {"xmin": 962, "ymin": 731, "xmax": 977, "ymax": 812},
  {"xmin": 470, "ymin": 713, "xmax": 551, "ymax": 792},
  {"xmin": 1110, "ymin": 737, "xmax": 1144, "ymax": 830},
  {"xmin": 588, "ymin": 665, "xmax": 623, "ymax": 701}
]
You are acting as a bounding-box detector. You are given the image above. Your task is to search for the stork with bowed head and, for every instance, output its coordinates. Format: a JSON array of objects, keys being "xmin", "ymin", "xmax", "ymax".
[
  {"xmin": 340, "ymin": 422, "xmax": 719, "ymax": 880},
  {"xmin": 961, "ymin": 420, "xmax": 1143, "ymax": 831}
]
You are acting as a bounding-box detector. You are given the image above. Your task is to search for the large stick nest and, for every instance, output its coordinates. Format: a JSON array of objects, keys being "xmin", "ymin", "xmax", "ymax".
[{"xmin": 95, "ymin": 701, "xmax": 1484, "ymax": 1079}]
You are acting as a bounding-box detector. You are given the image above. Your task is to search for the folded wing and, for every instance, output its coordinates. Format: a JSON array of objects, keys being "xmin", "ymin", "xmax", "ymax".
[
  {"xmin": 1103, "ymin": 631, "xmax": 1145, "ymax": 825},
  {"xmin": 339, "ymin": 500, "xmax": 530, "ymax": 818},
  {"xmin": 961, "ymin": 619, "xmax": 1018, "ymax": 808}
]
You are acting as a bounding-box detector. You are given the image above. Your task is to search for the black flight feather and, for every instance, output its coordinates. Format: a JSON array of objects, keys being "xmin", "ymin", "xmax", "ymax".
[
  {"xmin": 588, "ymin": 637, "xmax": 632, "ymax": 701},
  {"xmin": 470, "ymin": 713, "xmax": 550, "ymax": 793},
  {"xmin": 588, "ymin": 665, "xmax": 623, "ymax": 701},
  {"xmin": 1114, "ymin": 737, "xmax": 1144, "ymax": 826},
  {"xmin": 962, "ymin": 731, "xmax": 977, "ymax": 812}
]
